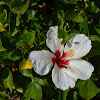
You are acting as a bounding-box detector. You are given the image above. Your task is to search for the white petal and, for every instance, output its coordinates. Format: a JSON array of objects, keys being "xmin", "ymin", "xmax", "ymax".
[
  {"xmin": 64, "ymin": 34, "xmax": 92, "ymax": 59},
  {"xmin": 68, "ymin": 59, "xmax": 94, "ymax": 80},
  {"xmin": 46, "ymin": 26, "xmax": 64, "ymax": 55},
  {"xmin": 52, "ymin": 64, "xmax": 77, "ymax": 90},
  {"xmin": 28, "ymin": 50, "xmax": 55, "ymax": 75},
  {"xmin": 46, "ymin": 26, "xmax": 58, "ymax": 38}
]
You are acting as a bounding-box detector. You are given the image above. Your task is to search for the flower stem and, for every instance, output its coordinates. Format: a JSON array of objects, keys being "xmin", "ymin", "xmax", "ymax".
[
  {"xmin": 31, "ymin": 74, "xmax": 34, "ymax": 82},
  {"xmin": 59, "ymin": 89, "xmax": 68, "ymax": 100}
]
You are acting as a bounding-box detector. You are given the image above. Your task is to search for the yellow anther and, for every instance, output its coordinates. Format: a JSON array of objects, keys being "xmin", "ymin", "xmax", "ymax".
[{"xmin": 67, "ymin": 49, "xmax": 75, "ymax": 57}]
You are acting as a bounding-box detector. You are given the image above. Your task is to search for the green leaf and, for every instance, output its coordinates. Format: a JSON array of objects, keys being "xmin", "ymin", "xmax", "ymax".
[
  {"xmin": 93, "ymin": 0, "xmax": 100, "ymax": 9},
  {"xmin": 24, "ymin": 82, "xmax": 42, "ymax": 100},
  {"xmin": 76, "ymin": 79, "xmax": 99, "ymax": 99},
  {"xmin": 79, "ymin": 20, "xmax": 89, "ymax": 35},
  {"xmin": 65, "ymin": 10, "xmax": 84, "ymax": 22},
  {"xmin": 16, "ymin": 40, "xmax": 29, "ymax": 53},
  {"xmin": 69, "ymin": 30, "xmax": 80, "ymax": 38},
  {"xmin": 11, "ymin": 27, "xmax": 19, "ymax": 36},
  {"xmin": 73, "ymin": 16, "xmax": 84, "ymax": 23},
  {"xmin": 0, "ymin": 22, "xmax": 5, "ymax": 32},
  {"xmin": 16, "ymin": 40, "xmax": 25, "ymax": 50},
  {"xmin": 28, "ymin": 10, "xmax": 35, "ymax": 20},
  {"xmin": 87, "ymin": 41, "xmax": 100, "ymax": 57},
  {"xmin": 58, "ymin": 27, "xmax": 68, "ymax": 38},
  {"xmin": 34, "ymin": 22, "xmax": 42, "ymax": 29},
  {"xmin": 0, "ymin": 91, "xmax": 9, "ymax": 98},
  {"xmin": 59, "ymin": 90, "xmax": 68, "ymax": 100},
  {"xmin": 61, "ymin": 0, "xmax": 78, "ymax": 4},
  {"xmin": 57, "ymin": 10, "xmax": 65, "ymax": 20},
  {"xmin": 94, "ymin": 25, "xmax": 100, "ymax": 35},
  {"xmin": 58, "ymin": 27, "xmax": 69, "ymax": 44},
  {"xmin": 34, "ymin": 77, "xmax": 48, "ymax": 86},
  {"xmin": 23, "ymin": 32, "xmax": 35, "ymax": 46},
  {"xmin": 19, "ymin": 59, "xmax": 33, "ymax": 77},
  {"xmin": 90, "ymin": 35, "xmax": 100, "ymax": 42},
  {"xmin": 58, "ymin": 18, "xmax": 64, "ymax": 29},
  {"xmin": 0, "ymin": 50, "xmax": 21, "ymax": 61},
  {"xmin": 20, "ymin": 69, "xmax": 32, "ymax": 77},
  {"xmin": 10, "ymin": 0, "xmax": 30, "ymax": 14},
  {"xmin": 0, "ymin": 67, "xmax": 15, "ymax": 91},
  {"xmin": 16, "ymin": 13, "xmax": 20, "ymax": 26},
  {"xmin": 16, "ymin": 88, "xmax": 23, "ymax": 93},
  {"xmin": 0, "ymin": 39, "xmax": 6, "ymax": 52},
  {"xmin": 14, "ymin": 73, "xmax": 31, "ymax": 94},
  {"xmin": 1, "ymin": 9, "xmax": 7, "ymax": 20},
  {"xmin": 89, "ymin": 1, "xmax": 100, "ymax": 13},
  {"xmin": 9, "ymin": 51, "xmax": 21, "ymax": 61},
  {"xmin": 9, "ymin": 11, "xmax": 16, "ymax": 33}
]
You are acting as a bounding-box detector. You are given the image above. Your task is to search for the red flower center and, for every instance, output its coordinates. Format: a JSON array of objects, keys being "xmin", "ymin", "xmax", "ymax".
[{"xmin": 52, "ymin": 50, "xmax": 70, "ymax": 69}]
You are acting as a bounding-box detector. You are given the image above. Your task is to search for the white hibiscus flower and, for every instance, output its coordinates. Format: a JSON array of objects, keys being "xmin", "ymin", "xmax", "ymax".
[{"xmin": 29, "ymin": 26, "xmax": 94, "ymax": 91}]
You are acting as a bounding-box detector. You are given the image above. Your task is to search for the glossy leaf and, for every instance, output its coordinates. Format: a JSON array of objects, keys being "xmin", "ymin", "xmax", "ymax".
[
  {"xmin": 79, "ymin": 20, "xmax": 89, "ymax": 35},
  {"xmin": 24, "ymin": 82, "xmax": 42, "ymax": 100},
  {"xmin": 90, "ymin": 35, "xmax": 100, "ymax": 42},
  {"xmin": 19, "ymin": 59, "xmax": 33, "ymax": 70},
  {"xmin": 87, "ymin": 41, "xmax": 100, "ymax": 57},
  {"xmin": 0, "ymin": 67, "xmax": 15, "ymax": 91},
  {"xmin": 16, "ymin": 13, "xmax": 20, "ymax": 26},
  {"xmin": 0, "ymin": 9, "xmax": 7, "ymax": 20},
  {"xmin": 0, "ymin": 22, "xmax": 5, "ymax": 32},
  {"xmin": 76, "ymin": 79, "xmax": 99, "ymax": 99},
  {"xmin": 88, "ymin": 2, "xmax": 100, "ymax": 13},
  {"xmin": 16, "ymin": 88, "xmax": 23, "ymax": 93},
  {"xmin": 16, "ymin": 40, "xmax": 26, "ymax": 50},
  {"xmin": 0, "ymin": 91, "xmax": 9, "ymax": 97},
  {"xmin": 69, "ymin": 30, "xmax": 80, "ymax": 38},
  {"xmin": 10, "ymin": 0, "xmax": 30, "ymax": 14},
  {"xmin": 58, "ymin": 18, "xmax": 64, "ymax": 29},
  {"xmin": 65, "ymin": 10, "xmax": 84, "ymax": 22},
  {"xmin": 59, "ymin": 90, "xmax": 68, "ymax": 100},
  {"xmin": 20, "ymin": 69, "xmax": 32, "ymax": 77},
  {"xmin": 23, "ymin": 32, "xmax": 35, "ymax": 46},
  {"xmin": 0, "ymin": 39, "xmax": 6, "ymax": 52},
  {"xmin": 11, "ymin": 27, "xmax": 19, "ymax": 36},
  {"xmin": 0, "ymin": 50, "xmax": 21, "ymax": 61},
  {"xmin": 34, "ymin": 22, "xmax": 42, "ymax": 29},
  {"xmin": 34, "ymin": 77, "xmax": 48, "ymax": 86},
  {"xmin": 94, "ymin": 25, "xmax": 100, "ymax": 35},
  {"xmin": 58, "ymin": 27, "xmax": 68, "ymax": 38},
  {"xmin": 28, "ymin": 10, "xmax": 35, "ymax": 20},
  {"xmin": 58, "ymin": 27, "xmax": 69, "ymax": 44}
]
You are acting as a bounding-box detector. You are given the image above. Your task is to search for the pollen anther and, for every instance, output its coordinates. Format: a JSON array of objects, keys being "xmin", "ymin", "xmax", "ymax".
[{"xmin": 67, "ymin": 49, "xmax": 75, "ymax": 57}]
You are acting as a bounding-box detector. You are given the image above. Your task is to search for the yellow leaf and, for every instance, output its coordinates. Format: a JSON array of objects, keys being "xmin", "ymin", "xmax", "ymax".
[
  {"xmin": 16, "ymin": 88, "xmax": 23, "ymax": 93},
  {"xmin": 0, "ymin": 39, "xmax": 6, "ymax": 51},
  {"xmin": 19, "ymin": 59, "xmax": 33, "ymax": 70},
  {"xmin": 0, "ymin": 22, "xmax": 5, "ymax": 32}
]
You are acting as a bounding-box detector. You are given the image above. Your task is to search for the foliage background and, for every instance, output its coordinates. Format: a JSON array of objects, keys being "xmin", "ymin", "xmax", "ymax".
[{"xmin": 0, "ymin": 0, "xmax": 100, "ymax": 100}]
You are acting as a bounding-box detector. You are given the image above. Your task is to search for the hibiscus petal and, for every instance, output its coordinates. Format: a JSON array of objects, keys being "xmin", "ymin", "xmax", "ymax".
[
  {"xmin": 28, "ymin": 50, "xmax": 55, "ymax": 75},
  {"xmin": 46, "ymin": 26, "xmax": 64, "ymax": 55},
  {"xmin": 52, "ymin": 64, "xmax": 77, "ymax": 90},
  {"xmin": 64, "ymin": 34, "xmax": 92, "ymax": 59},
  {"xmin": 68, "ymin": 59, "xmax": 94, "ymax": 80}
]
